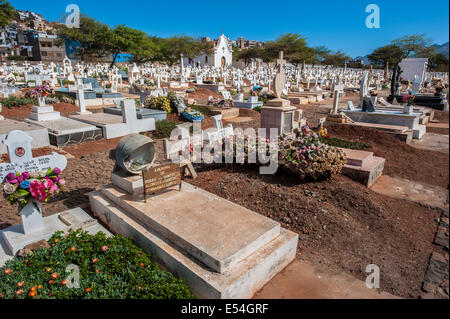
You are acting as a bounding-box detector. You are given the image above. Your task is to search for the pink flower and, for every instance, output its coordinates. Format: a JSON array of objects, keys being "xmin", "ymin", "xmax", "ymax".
[
  {"xmin": 21, "ymin": 172, "xmax": 30, "ymax": 179},
  {"xmin": 53, "ymin": 168, "xmax": 61, "ymax": 175},
  {"xmin": 58, "ymin": 178, "xmax": 66, "ymax": 186},
  {"xmin": 6, "ymin": 173, "xmax": 16, "ymax": 182},
  {"xmin": 101, "ymin": 246, "xmax": 108, "ymax": 252},
  {"xmin": 29, "ymin": 180, "xmax": 47, "ymax": 202},
  {"xmin": 17, "ymin": 175, "xmax": 24, "ymax": 183},
  {"xmin": 402, "ymin": 95, "xmax": 409, "ymax": 102}
]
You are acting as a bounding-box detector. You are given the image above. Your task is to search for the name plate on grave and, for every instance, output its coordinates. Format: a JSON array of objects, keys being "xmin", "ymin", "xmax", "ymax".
[{"xmin": 142, "ymin": 163, "xmax": 181, "ymax": 197}]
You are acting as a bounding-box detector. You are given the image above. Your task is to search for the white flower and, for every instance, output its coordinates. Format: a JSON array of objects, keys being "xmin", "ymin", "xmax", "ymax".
[{"xmin": 4, "ymin": 183, "xmax": 16, "ymax": 195}]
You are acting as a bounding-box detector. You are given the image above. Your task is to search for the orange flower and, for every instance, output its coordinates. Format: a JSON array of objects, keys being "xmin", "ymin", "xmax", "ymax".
[
  {"xmin": 4, "ymin": 269, "xmax": 12, "ymax": 275},
  {"xmin": 61, "ymin": 280, "xmax": 67, "ymax": 285},
  {"xmin": 45, "ymin": 267, "xmax": 51, "ymax": 272},
  {"xmin": 17, "ymin": 281, "xmax": 25, "ymax": 288},
  {"xmin": 48, "ymin": 280, "xmax": 55, "ymax": 285},
  {"xmin": 85, "ymin": 287, "xmax": 92, "ymax": 293},
  {"xmin": 29, "ymin": 291, "xmax": 37, "ymax": 297},
  {"xmin": 139, "ymin": 262, "xmax": 145, "ymax": 267},
  {"xmin": 95, "ymin": 269, "xmax": 100, "ymax": 274},
  {"xmin": 0, "ymin": 293, "xmax": 4, "ymax": 298},
  {"xmin": 70, "ymin": 246, "xmax": 77, "ymax": 252},
  {"xmin": 54, "ymin": 239, "xmax": 60, "ymax": 243},
  {"xmin": 15, "ymin": 289, "xmax": 24, "ymax": 296},
  {"xmin": 30, "ymin": 286, "xmax": 37, "ymax": 292},
  {"xmin": 50, "ymin": 272, "xmax": 59, "ymax": 279},
  {"xmin": 92, "ymin": 258, "xmax": 98, "ymax": 263},
  {"xmin": 38, "ymin": 285, "xmax": 43, "ymax": 289}
]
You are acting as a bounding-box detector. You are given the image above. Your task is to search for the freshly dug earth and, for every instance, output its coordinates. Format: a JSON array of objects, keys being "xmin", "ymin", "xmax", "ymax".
[
  {"xmin": 325, "ymin": 124, "xmax": 449, "ymax": 189},
  {"xmin": 189, "ymin": 164, "xmax": 442, "ymax": 298}
]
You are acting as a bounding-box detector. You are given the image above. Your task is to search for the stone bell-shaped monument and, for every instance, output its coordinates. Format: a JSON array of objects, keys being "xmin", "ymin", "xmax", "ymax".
[{"xmin": 260, "ymin": 51, "xmax": 297, "ymax": 136}]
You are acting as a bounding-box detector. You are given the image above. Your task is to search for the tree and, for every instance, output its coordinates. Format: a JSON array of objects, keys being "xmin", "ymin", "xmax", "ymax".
[
  {"xmin": 233, "ymin": 46, "xmax": 264, "ymax": 66},
  {"xmin": 154, "ymin": 36, "xmax": 213, "ymax": 65},
  {"xmin": 106, "ymin": 25, "xmax": 157, "ymax": 66},
  {"xmin": 313, "ymin": 46, "xmax": 331, "ymax": 66},
  {"xmin": 0, "ymin": 0, "xmax": 15, "ymax": 28},
  {"xmin": 55, "ymin": 15, "xmax": 112, "ymax": 61},
  {"xmin": 264, "ymin": 33, "xmax": 315, "ymax": 65},
  {"xmin": 391, "ymin": 34, "xmax": 433, "ymax": 58},
  {"xmin": 323, "ymin": 50, "xmax": 350, "ymax": 68},
  {"xmin": 429, "ymin": 53, "xmax": 449, "ymax": 72},
  {"xmin": 367, "ymin": 44, "xmax": 404, "ymax": 67}
]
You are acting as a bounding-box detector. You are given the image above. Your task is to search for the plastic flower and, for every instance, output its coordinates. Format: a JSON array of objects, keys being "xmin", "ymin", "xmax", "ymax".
[
  {"xmin": 3, "ymin": 183, "xmax": 16, "ymax": 195},
  {"xmin": 53, "ymin": 168, "xmax": 61, "ymax": 175},
  {"xmin": 21, "ymin": 172, "xmax": 30, "ymax": 179},
  {"xmin": 20, "ymin": 180, "xmax": 31, "ymax": 189}
]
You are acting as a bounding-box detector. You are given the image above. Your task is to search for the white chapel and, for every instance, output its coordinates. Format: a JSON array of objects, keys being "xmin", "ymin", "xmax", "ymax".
[{"xmin": 184, "ymin": 34, "xmax": 233, "ymax": 68}]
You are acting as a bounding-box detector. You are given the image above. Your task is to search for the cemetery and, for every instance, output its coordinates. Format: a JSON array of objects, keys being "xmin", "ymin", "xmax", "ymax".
[{"xmin": 0, "ymin": 0, "xmax": 448, "ymax": 302}]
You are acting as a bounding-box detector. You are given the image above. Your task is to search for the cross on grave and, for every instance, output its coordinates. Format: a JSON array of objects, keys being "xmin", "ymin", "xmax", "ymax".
[
  {"xmin": 76, "ymin": 85, "xmax": 92, "ymax": 115},
  {"xmin": 207, "ymin": 115, "xmax": 234, "ymax": 143},
  {"xmin": 276, "ymin": 51, "xmax": 286, "ymax": 73},
  {"xmin": 0, "ymin": 130, "xmax": 67, "ymax": 236},
  {"xmin": 163, "ymin": 122, "xmax": 198, "ymax": 178},
  {"xmin": 332, "ymin": 84, "xmax": 344, "ymax": 114}
]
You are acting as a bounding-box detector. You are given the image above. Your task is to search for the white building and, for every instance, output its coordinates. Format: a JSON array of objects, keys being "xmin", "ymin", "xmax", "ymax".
[{"xmin": 184, "ymin": 34, "xmax": 233, "ymax": 68}]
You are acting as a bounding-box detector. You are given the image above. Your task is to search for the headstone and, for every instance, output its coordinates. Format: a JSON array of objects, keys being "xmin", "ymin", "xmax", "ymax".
[{"xmin": 76, "ymin": 85, "xmax": 92, "ymax": 115}]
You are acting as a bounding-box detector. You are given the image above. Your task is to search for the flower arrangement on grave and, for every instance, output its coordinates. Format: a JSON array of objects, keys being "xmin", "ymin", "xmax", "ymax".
[
  {"xmin": 317, "ymin": 126, "xmax": 330, "ymax": 139},
  {"xmin": 279, "ymin": 124, "xmax": 346, "ymax": 180},
  {"xmin": 147, "ymin": 96, "xmax": 171, "ymax": 114},
  {"xmin": 181, "ymin": 107, "xmax": 204, "ymax": 122},
  {"xmin": 3, "ymin": 168, "xmax": 65, "ymax": 208},
  {"xmin": 369, "ymin": 90, "xmax": 378, "ymax": 97},
  {"xmin": 105, "ymin": 81, "xmax": 112, "ymax": 89},
  {"xmin": 402, "ymin": 93, "xmax": 416, "ymax": 106},
  {"xmin": 207, "ymin": 97, "xmax": 233, "ymax": 109},
  {"xmin": 31, "ymin": 83, "xmax": 53, "ymax": 98}
]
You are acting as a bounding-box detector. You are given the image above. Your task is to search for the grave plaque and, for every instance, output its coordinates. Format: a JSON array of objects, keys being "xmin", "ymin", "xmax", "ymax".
[{"xmin": 142, "ymin": 163, "xmax": 181, "ymax": 199}]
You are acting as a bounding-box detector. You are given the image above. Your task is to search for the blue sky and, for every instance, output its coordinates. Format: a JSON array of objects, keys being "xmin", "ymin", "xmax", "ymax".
[{"xmin": 10, "ymin": 0, "xmax": 449, "ymax": 57}]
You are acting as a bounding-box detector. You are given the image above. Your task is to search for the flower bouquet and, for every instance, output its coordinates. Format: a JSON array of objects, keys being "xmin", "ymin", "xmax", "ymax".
[
  {"xmin": 3, "ymin": 168, "xmax": 65, "ymax": 209},
  {"xmin": 31, "ymin": 82, "xmax": 53, "ymax": 106},
  {"xmin": 369, "ymin": 90, "xmax": 378, "ymax": 97},
  {"xmin": 402, "ymin": 93, "xmax": 415, "ymax": 114}
]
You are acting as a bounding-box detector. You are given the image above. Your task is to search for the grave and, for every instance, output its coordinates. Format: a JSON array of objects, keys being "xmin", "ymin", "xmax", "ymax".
[
  {"xmin": 233, "ymin": 94, "xmax": 263, "ymax": 110},
  {"xmin": 89, "ymin": 136, "xmax": 298, "ymax": 298},
  {"xmin": 25, "ymin": 87, "xmax": 103, "ymax": 147},
  {"xmin": 70, "ymin": 99, "xmax": 155, "ymax": 139},
  {"xmin": 260, "ymin": 52, "xmax": 298, "ymax": 136},
  {"xmin": 0, "ymin": 119, "xmax": 49, "ymax": 155},
  {"xmin": 0, "ymin": 130, "xmax": 111, "ymax": 263},
  {"xmin": 339, "ymin": 148, "xmax": 385, "ymax": 188},
  {"xmin": 342, "ymin": 73, "xmax": 427, "ymax": 139}
]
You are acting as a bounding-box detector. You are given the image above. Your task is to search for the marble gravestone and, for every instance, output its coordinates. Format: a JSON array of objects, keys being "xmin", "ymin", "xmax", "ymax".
[{"xmin": 1, "ymin": 130, "xmax": 68, "ymax": 255}]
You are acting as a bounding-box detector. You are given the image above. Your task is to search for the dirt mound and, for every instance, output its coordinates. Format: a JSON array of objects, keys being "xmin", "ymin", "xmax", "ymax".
[
  {"xmin": 189, "ymin": 164, "xmax": 441, "ymax": 298},
  {"xmin": 326, "ymin": 124, "xmax": 449, "ymax": 189}
]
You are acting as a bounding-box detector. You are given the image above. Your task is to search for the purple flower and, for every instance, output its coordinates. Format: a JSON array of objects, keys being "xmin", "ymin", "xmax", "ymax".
[
  {"xmin": 53, "ymin": 168, "xmax": 61, "ymax": 175},
  {"xmin": 17, "ymin": 175, "xmax": 24, "ymax": 183},
  {"xmin": 21, "ymin": 172, "xmax": 30, "ymax": 179},
  {"xmin": 6, "ymin": 173, "xmax": 16, "ymax": 182}
]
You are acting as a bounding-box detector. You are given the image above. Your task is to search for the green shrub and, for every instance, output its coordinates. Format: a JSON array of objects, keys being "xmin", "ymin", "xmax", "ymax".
[
  {"xmin": 320, "ymin": 137, "xmax": 370, "ymax": 150},
  {"xmin": 0, "ymin": 230, "xmax": 195, "ymax": 299},
  {"xmin": 6, "ymin": 55, "xmax": 26, "ymax": 61},
  {"xmin": 62, "ymin": 80, "xmax": 75, "ymax": 86},
  {"xmin": 0, "ymin": 96, "xmax": 36, "ymax": 109},
  {"xmin": 253, "ymin": 106, "xmax": 261, "ymax": 113},
  {"xmin": 151, "ymin": 120, "xmax": 178, "ymax": 139}
]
